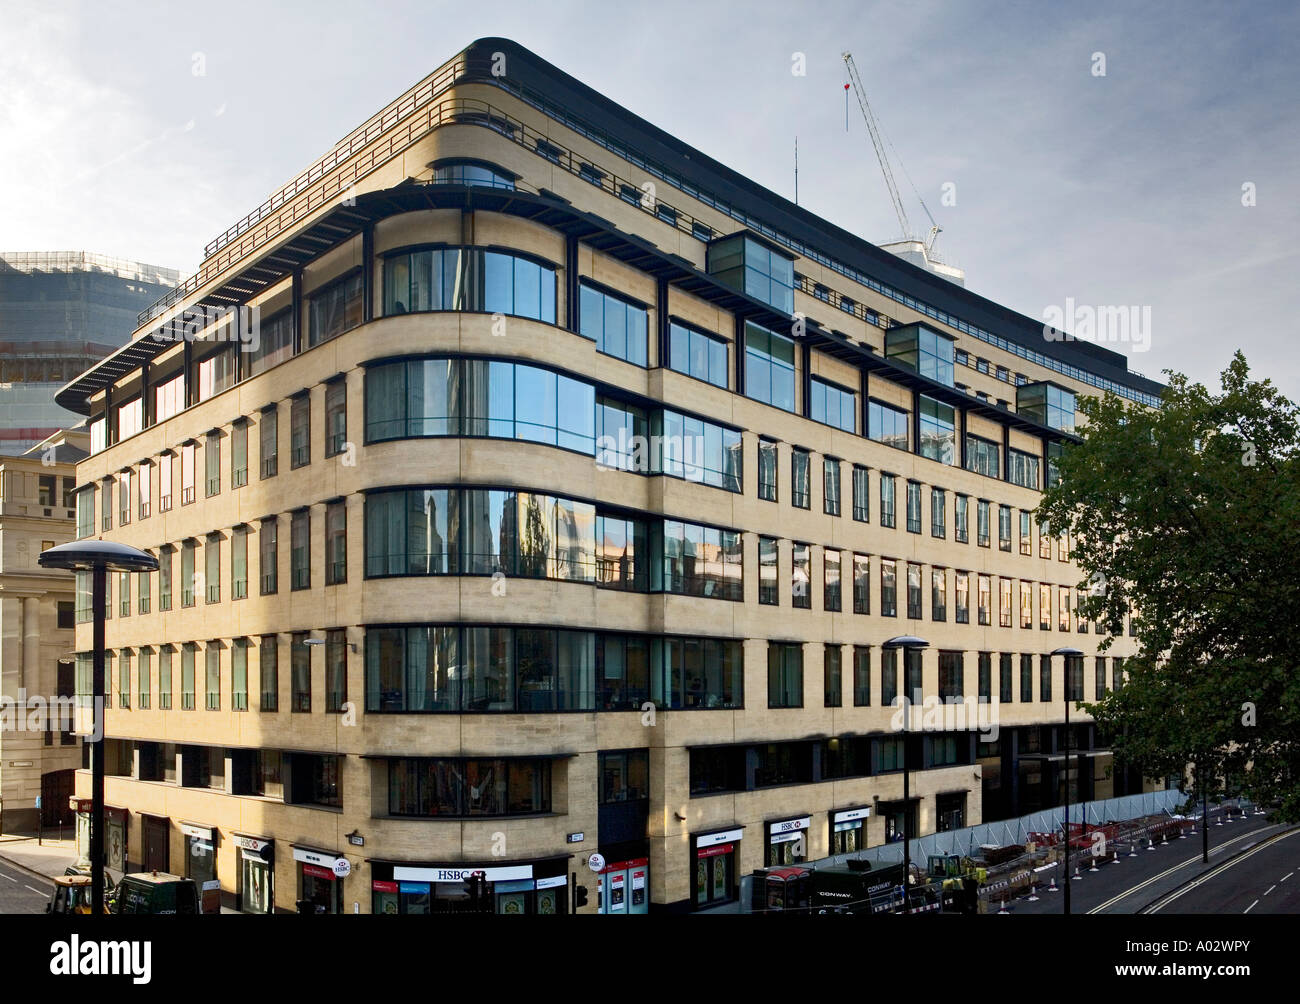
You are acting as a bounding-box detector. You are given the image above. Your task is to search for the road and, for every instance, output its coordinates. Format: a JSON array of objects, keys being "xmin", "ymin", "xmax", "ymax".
[
  {"xmin": 1003, "ymin": 810, "xmax": 1286, "ymax": 914},
  {"xmin": 1143, "ymin": 826, "xmax": 1300, "ymax": 914},
  {"xmin": 0, "ymin": 859, "xmax": 53, "ymax": 914}
]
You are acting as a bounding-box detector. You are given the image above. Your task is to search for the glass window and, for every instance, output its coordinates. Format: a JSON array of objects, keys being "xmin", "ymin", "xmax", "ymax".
[
  {"xmin": 1040, "ymin": 583, "xmax": 1052, "ymax": 630},
  {"xmin": 852, "ymin": 553, "xmax": 870, "ymax": 615},
  {"xmin": 931, "ymin": 567, "xmax": 947, "ymax": 621},
  {"xmin": 291, "ymin": 634, "xmax": 311, "ymax": 712},
  {"xmin": 930, "ymin": 487, "xmax": 946, "ymax": 538},
  {"xmin": 810, "ymin": 378, "xmax": 855, "ymax": 433},
  {"xmin": 759, "ymin": 536, "xmax": 778, "ymax": 606},
  {"xmin": 291, "ymin": 510, "xmax": 310, "ymax": 589},
  {"xmin": 1040, "ymin": 654, "xmax": 1053, "ymax": 703},
  {"xmin": 1019, "ymin": 510, "xmax": 1032, "ymax": 555},
  {"xmin": 326, "ymin": 630, "xmax": 348, "ymax": 713},
  {"xmin": 594, "ymin": 513, "xmax": 647, "ymax": 592},
  {"xmin": 977, "ymin": 500, "xmax": 990, "ymax": 547},
  {"xmin": 192, "ymin": 345, "xmax": 236, "ymax": 403},
  {"xmin": 907, "ymin": 563, "xmax": 923, "ymax": 619},
  {"xmin": 181, "ymin": 541, "xmax": 195, "ymax": 607},
  {"xmin": 248, "ymin": 309, "xmax": 294, "ymax": 377},
  {"xmin": 853, "ymin": 646, "xmax": 871, "ymax": 706},
  {"xmin": 977, "ymin": 574, "xmax": 991, "ymax": 626},
  {"xmin": 1020, "ymin": 581, "xmax": 1032, "ymax": 628},
  {"xmin": 1059, "ymin": 585, "xmax": 1071, "ymax": 631},
  {"xmin": 325, "ymin": 502, "xmax": 347, "ymax": 585},
  {"xmin": 579, "ymin": 282, "xmax": 648, "ymax": 367},
  {"xmin": 906, "ymin": 482, "xmax": 921, "ymax": 533},
  {"xmin": 260, "ymin": 637, "xmax": 279, "ymax": 712},
  {"xmin": 154, "ymin": 373, "xmax": 184, "ymax": 424},
  {"xmin": 655, "ymin": 520, "xmax": 743, "ymax": 602},
  {"xmin": 823, "ymin": 458, "xmax": 840, "ymax": 516},
  {"xmin": 433, "ymin": 160, "xmax": 515, "ymax": 189},
  {"xmin": 159, "ymin": 647, "xmax": 173, "ymax": 710},
  {"xmin": 767, "ymin": 643, "xmax": 803, "ymax": 708},
  {"xmin": 1020, "ymin": 654, "xmax": 1034, "ymax": 703},
  {"xmin": 758, "ymin": 439, "xmax": 777, "ymax": 501},
  {"xmin": 869, "ymin": 400, "xmax": 909, "ymax": 451},
  {"xmin": 999, "ymin": 653, "xmax": 1013, "ymax": 703},
  {"xmin": 708, "ymin": 235, "xmax": 794, "ymax": 313},
  {"xmin": 232, "ymin": 640, "xmax": 248, "ymax": 711},
  {"xmin": 309, "ymin": 271, "xmax": 363, "ymax": 347},
  {"xmin": 232, "ymin": 527, "xmax": 248, "ymax": 600},
  {"xmin": 260, "ymin": 408, "xmax": 278, "ymax": 479},
  {"xmin": 880, "ymin": 473, "xmax": 896, "ymax": 529},
  {"xmin": 137, "ymin": 649, "xmax": 151, "ymax": 709},
  {"xmin": 880, "ymin": 558, "xmax": 897, "ymax": 617},
  {"xmin": 118, "ymin": 469, "xmax": 132, "ymax": 525},
  {"xmin": 383, "ymin": 247, "xmax": 555, "ymax": 323},
  {"xmin": 744, "ymin": 321, "xmax": 795, "ymax": 412},
  {"xmin": 180, "ymin": 443, "xmax": 196, "ymax": 504},
  {"xmin": 885, "ymin": 325, "xmax": 955, "ymax": 386},
  {"xmin": 791, "ymin": 448, "xmax": 810, "ymax": 508},
  {"xmin": 881, "ymin": 648, "xmax": 898, "ymax": 707},
  {"xmin": 325, "ymin": 381, "xmax": 347, "ymax": 457},
  {"xmin": 851, "ymin": 466, "xmax": 869, "ymax": 521},
  {"xmin": 260, "ymin": 519, "xmax": 278, "ymax": 594},
  {"xmin": 955, "ymin": 571, "xmax": 969, "ymax": 624},
  {"xmin": 918, "ymin": 396, "xmax": 956, "ymax": 465},
  {"xmin": 231, "ymin": 423, "xmax": 247, "ymax": 488},
  {"xmin": 181, "ymin": 644, "xmax": 196, "ymax": 710},
  {"xmin": 824, "ymin": 645, "xmax": 842, "ymax": 707},
  {"xmin": 999, "ymin": 577, "xmax": 1012, "ymax": 627},
  {"xmin": 791, "ymin": 543, "xmax": 810, "ymax": 609},
  {"xmin": 290, "ymin": 395, "xmax": 310, "ymax": 469},
  {"xmin": 668, "ymin": 322, "xmax": 728, "ymax": 388},
  {"xmin": 1008, "ymin": 448, "xmax": 1040, "ymax": 490},
  {"xmin": 999, "ymin": 504, "xmax": 1012, "ymax": 551},
  {"xmin": 824, "ymin": 549, "xmax": 842, "ymax": 612},
  {"xmin": 205, "ymin": 645, "xmax": 221, "ymax": 710},
  {"xmin": 653, "ymin": 410, "xmax": 742, "ymax": 492},
  {"xmin": 965, "ymin": 435, "xmax": 1000, "ymax": 478},
  {"xmin": 939, "ymin": 652, "xmax": 963, "ymax": 700},
  {"xmin": 76, "ymin": 487, "xmax": 94, "ymax": 539},
  {"xmin": 205, "ymin": 535, "xmax": 220, "ymax": 603}
]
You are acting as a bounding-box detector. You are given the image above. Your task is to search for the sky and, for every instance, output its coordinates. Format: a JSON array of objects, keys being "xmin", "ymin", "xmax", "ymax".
[{"xmin": 2, "ymin": 0, "xmax": 1296, "ymax": 399}]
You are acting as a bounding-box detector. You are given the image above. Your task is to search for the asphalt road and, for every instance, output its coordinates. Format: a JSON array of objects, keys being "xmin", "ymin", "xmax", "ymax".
[
  {"xmin": 1143, "ymin": 826, "xmax": 1300, "ymax": 914},
  {"xmin": 1003, "ymin": 810, "xmax": 1284, "ymax": 915},
  {"xmin": 0, "ymin": 859, "xmax": 53, "ymax": 914}
]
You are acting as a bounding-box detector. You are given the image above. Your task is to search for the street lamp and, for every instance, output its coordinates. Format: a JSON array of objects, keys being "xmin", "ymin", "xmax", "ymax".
[
  {"xmin": 883, "ymin": 635, "xmax": 929, "ymax": 912},
  {"xmin": 39, "ymin": 540, "xmax": 158, "ymax": 916},
  {"xmin": 1052, "ymin": 646, "xmax": 1083, "ymax": 916}
]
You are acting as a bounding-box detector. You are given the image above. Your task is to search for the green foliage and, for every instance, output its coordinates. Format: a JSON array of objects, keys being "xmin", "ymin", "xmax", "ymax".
[{"xmin": 1038, "ymin": 353, "xmax": 1300, "ymax": 819}]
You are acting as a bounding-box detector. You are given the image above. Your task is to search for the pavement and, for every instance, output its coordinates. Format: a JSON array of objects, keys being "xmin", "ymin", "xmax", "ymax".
[
  {"xmin": 0, "ymin": 832, "xmax": 81, "ymax": 881},
  {"xmin": 1143, "ymin": 825, "xmax": 1300, "ymax": 914}
]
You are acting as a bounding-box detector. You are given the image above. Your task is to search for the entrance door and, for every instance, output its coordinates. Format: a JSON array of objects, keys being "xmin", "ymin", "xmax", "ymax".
[
  {"xmin": 142, "ymin": 816, "xmax": 170, "ymax": 873},
  {"xmin": 40, "ymin": 770, "xmax": 74, "ymax": 828}
]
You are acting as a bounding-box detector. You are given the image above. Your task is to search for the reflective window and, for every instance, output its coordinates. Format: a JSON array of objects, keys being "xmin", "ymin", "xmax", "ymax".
[
  {"xmin": 580, "ymin": 282, "xmax": 648, "ymax": 367},
  {"xmin": 668, "ymin": 322, "xmax": 728, "ymax": 388},
  {"xmin": 810, "ymin": 378, "xmax": 855, "ymax": 433},
  {"xmin": 918, "ymin": 396, "xmax": 956, "ymax": 465},
  {"xmin": 708, "ymin": 235, "xmax": 794, "ymax": 314},
  {"xmin": 744, "ymin": 321, "xmax": 795, "ymax": 412},
  {"xmin": 309, "ymin": 271, "xmax": 363, "ymax": 347},
  {"xmin": 1008, "ymin": 448, "xmax": 1040, "ymax": 490},
  {"xmin": 248, "ymin": 309, "xmax": 294, "ymax": 377},
  {"xmin": 432, "ymin": 160, "xmax": 515, "ymax": 189},
  {"xmin": 869, "ymin": 400, "xmax": 909, "ymax": 452},
  {"xmin": 383, "ymin": 247, "xmax": 555, "ymax": 323},
  {"xmin": 886, "ymin": 325, "xmax": 955, "ymax": 386},
  {"xmin": 965, "ymin": 435, "xmax": 1000, "ymax": 478}
]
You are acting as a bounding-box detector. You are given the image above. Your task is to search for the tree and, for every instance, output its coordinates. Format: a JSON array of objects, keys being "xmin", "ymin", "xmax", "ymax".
[{"xmin": 1037, "ymin": 352, "xmax": 1300, "ymax": 819}]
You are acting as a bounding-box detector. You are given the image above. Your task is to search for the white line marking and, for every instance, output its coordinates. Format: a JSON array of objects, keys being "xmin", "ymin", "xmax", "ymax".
[
  {"xmin": 1244, "ymin": 899, "xmax": 1258, "ymax": 914},
  {"xmin": 0, "ymin": 872, "xmax": 15, "ymax": 882},
  {"xmin": 1264, "ymin": 884, "xmax": 1277, "ymax": 896},
  {"xmin": 1282, "ymin": 872, "xmax": 1294, "ymax": 882},
  {"xmin": 24, "ymin": 884, "xmax": 43, "ymax": 895}
]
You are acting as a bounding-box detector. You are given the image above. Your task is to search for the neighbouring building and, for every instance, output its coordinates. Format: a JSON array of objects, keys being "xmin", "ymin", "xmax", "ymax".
[
  {"xmin": 57, "ymin": 37, "xmax": 1164, "ymax": 914},
  {"xmin": 0, "ymin": 426, "xmax": 89, "ymax": 834},
  {"xmin": 0, "ymin": 252, "xmax": 178, "ymax": 457}
]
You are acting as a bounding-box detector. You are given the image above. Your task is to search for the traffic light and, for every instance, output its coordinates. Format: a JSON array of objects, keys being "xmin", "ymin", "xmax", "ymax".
[{"xmin": 573, "ymin": 884, "xmax": 589, "ymax": 909}]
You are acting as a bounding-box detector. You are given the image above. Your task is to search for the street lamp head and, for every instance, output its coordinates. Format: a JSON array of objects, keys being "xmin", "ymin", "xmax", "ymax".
[
  {"xmin": 882, "ymin": 635, "xmax": 930, "ymax": 651},
  {"xmin": 38, "ymin": 539, "xmax": 159, "ymax": 573},
  {"xmin": 1050, "ymin": 646, "xmax": 1084, "ymax": 658}
]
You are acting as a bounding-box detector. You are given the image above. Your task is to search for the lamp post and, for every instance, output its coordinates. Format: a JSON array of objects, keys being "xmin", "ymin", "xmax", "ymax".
[
  {"xmin": 883, "ymin": 635, "xmax": 929, "ymax": 913},
  {"xmin": 1052, "ymin": 646, "xmax": 1083, "ymax": 916},
  {"xmin": 39, "ymin": 540, "xmax": 158, "ymax": 916}
]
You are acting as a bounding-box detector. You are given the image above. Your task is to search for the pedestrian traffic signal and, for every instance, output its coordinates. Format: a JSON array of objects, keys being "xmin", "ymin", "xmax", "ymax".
[{"xmin": 574, "ymin": 884, "xmax": 589, "ymax": 908}]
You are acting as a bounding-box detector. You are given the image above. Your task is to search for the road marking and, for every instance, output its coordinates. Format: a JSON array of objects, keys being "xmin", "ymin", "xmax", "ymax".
[
  {"xmin": 24, "ymin": 884, "xmax": 44, "ymax": 895},
  {"xmin": 1143, "ymin": 828, "xmax": 1300, "ymax": 914},
  {"xmin": 1244, "ymin": 899, "xmax": 1258, "ymax": 914},
  {"xmin": 0, "ymin": 872, "xmax": 15, "ymax": 882},
  {"xmin": 1089, "ymin": 824, "xmax": 1280, "ymax": 914},
  {"xmin": 1282, "ymin": 872, "xmax": 1293, "ymax": 882},
  {"xmin": 1264, "ymin": 884, "xmax": 1276, "ymax": 896}
]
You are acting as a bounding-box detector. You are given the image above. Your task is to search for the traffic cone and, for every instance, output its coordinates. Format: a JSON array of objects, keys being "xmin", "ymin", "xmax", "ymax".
[
  {"xmin": 1111, "ymin": 851, "xmax": 1122, "ymax": 864},
  {"xmin": 1089, "ymin": 859, "xmax": 1099, "ymax": 872},
  {"xmin": 1027, "ymin": 883, "xmax": 1040, "ymax": 902},
  {"xmin": 1216, "ymin": 813, "xmax": 1224, "ymax": 826},
  {"xmin": 998, "ymin": 899, "xmax": 1009, "ymax": 914},
  {"xmin": 1047, "ymin": 877, "xmax": 1059, "ymax": 893},
  {"xmin": 1128, "ymin": 842, "xmax": 1139, "ymax": 857},
  {"xmin": 1147, "ymin": 836, "xmax": 1157, "ymax": 851},
  {"xmin": 1072, "ymin": 866, "xmax": 1083, "ymax": 881},
  {"xmin": 1161, "ymin": 833, "xmax": 1169, "ymax": 846}
]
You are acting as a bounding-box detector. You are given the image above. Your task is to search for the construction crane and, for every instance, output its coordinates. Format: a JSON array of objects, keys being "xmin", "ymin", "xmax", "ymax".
[{"xmin": 842, "ymin": 51, "xmax": 942, "ymax": 254}]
